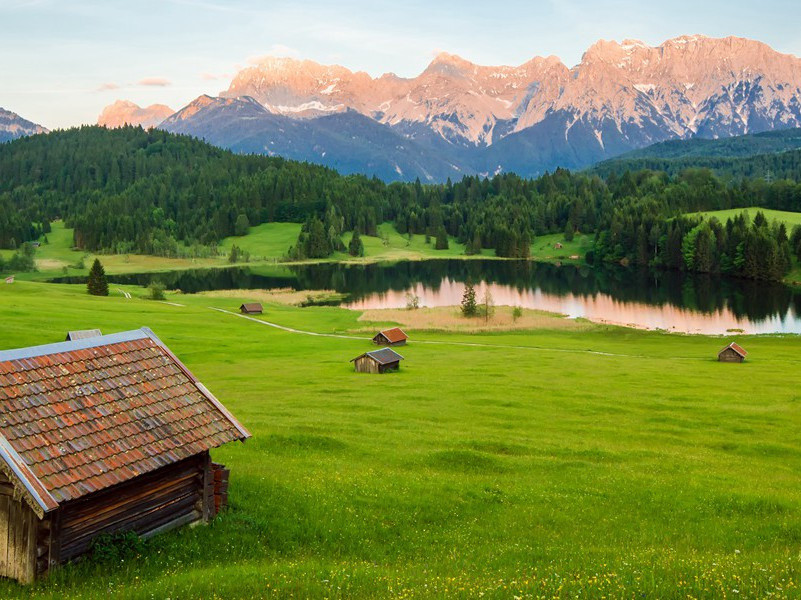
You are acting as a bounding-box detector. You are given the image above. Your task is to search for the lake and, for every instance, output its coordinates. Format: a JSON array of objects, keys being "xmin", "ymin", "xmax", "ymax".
[{"xmin": 50, "ymin": 259, "xmax": 801, "ymax": 334}]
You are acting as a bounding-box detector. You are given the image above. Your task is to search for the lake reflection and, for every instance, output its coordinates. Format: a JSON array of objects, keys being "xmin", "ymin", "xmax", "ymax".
[
  {"xmin": 49, "ymin": 259, "xmax": 801, "ymax": 334},
  {"xmin": 345, "ymin": 277, "xmax": 801, "ymax": 334}
]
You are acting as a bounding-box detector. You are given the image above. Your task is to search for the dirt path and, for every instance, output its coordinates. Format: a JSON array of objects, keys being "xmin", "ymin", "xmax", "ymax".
[{"xmin": 209, "ymin": 307, "xmax": 645, "ymax": 358}]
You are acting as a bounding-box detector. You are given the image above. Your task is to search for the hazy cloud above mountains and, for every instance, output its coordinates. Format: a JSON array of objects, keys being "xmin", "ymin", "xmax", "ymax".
[{"xmin": 3, "ymin": 0, "xmax": 800, "ymax": 128}]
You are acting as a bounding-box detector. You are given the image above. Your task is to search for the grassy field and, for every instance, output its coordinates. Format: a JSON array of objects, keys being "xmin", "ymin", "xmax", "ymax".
[
  {"xmin": 1, "ymin": 280, "xmax": 800, "ymax": 598},
  {"xmin": 687, "ymin": 207, "xmax": 801, "ymax": 228}
]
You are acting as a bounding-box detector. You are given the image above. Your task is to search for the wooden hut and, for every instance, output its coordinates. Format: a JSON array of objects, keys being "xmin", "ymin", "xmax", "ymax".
[
  {"xmin": 351, "ymin": 348, "xmax": 404, "ymax": 374},
  {"xmin": 0, "ymin": 328, "xmax": 250, "ymax": 583},
  {"xmin": 718, "ymin": 342, "xmax": 747, "ymax": 363},
  {"xmin": 372, "ymin": 327, "xmax": 408, "ymax": 346},
  {"xmin": 240, "ymin": 303, "xmax": 263, "ymax": 314},
  {"xmin": 64, "ymin": 329, "xmax": 102, "ymax": 341}
]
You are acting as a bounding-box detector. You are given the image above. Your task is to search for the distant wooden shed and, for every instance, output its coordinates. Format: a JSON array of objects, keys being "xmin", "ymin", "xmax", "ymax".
[
  {"xmin": 351, "ymin": 348, "xmax": 404, "ymax": 374},
  {"xmin": 718, "ymin": 342, "xmax": 747, "ymax": 363},
  {"xmin": 372, "ymin": 327, "xmax": 408, "ymax": 346},
  {"xmin": 4, "ymin": 276, "xmax": 13, "ymax": 284},
  {"xmin": 240, "ymin": 303, "xmax": 263, "ymax": 314},
  {"xmin": 65, "ymin": 329, "xmax": 102, "ymax": 341},
  {"xmin": 0, "ymin": 328, "xmax": 250, "ymax": 583}
]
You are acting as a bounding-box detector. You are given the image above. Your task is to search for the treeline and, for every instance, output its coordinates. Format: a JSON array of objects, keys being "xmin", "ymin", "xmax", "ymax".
[
  {"xmin": 593, "ymin": 147, "xmax": 801, "ymax": 180},
  {"xmin": 591, "ymin": 210, "xmax": 795, "ymax": 281},
  {"xmin": 4, "ymin": 127, "xmax": 801, "ymax": 281}
]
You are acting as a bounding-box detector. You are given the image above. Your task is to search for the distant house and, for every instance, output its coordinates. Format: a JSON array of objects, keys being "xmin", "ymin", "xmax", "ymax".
[
  {"xmin": 554, "ymin": 242, "xmax": 563, "ymax": 249},
  {"xmin": 718, "ymin": 342, "xmax": 747, "ymax": 363},
  {"xmin": 65, "ymin": 329, "xmax": 102, "ymax": 341},
  {"xmin": 372, "ymin": 327, "xmax": 408, "ymax": 346},
  {"xmin": 0, "ymin": 327, "xmax": 250, "ymax": 583},
  {"xmin": 240, "ymin": 303, "xmax": 263, "ymax": 314},
  {"xmin": 30, "ymin": 242, "xmax": 40, "ymax": 248},
  {"xmin": 4, "ymin": 276, "xmax": 13, "ymax": 284},
  {"xmin": 351, "ymin": 348, "xmax": 404, "ymax": 374}
]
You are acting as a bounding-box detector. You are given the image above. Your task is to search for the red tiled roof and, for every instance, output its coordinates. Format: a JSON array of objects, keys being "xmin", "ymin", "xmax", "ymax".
[
  {"xmin": 377, "ymin": 328, "xmax": 408, "ymax": 343},
  {"xmin": 720, "ymin": 342, "xmax": 747, "ymax": 357},
  {"xmin": 0, "ymin": 328, "xmax": 249, "ymax": 515}
]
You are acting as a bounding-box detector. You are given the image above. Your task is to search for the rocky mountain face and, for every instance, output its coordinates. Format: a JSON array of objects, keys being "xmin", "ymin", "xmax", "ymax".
[
  {"xmin": 114, "ymin": 35, "xmax": 801, "ymax": 180},
  {"xmin": 0, "ymin": 108, "xmax": 48, "ymax": 143},
  {"xmin": 97, "ymin": 100, "xmax": 174, "ymax": 129}
]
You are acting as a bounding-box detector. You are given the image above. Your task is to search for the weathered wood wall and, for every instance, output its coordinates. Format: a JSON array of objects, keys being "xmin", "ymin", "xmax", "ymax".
[
  {"xmin": 55, "ymin": 453, "xmax": 209, "ymax": 565},
  {"xmin": 353, "ymin": 356, "xmax": 380, "ymax": 374},
  {"xmin": 718, "ymin": 348, "xmax": 744, "ymax": 363},
  {"xmin": 0, "ymin": 452, "xmax": 219, "ymax": 582},
  {"xmin": 0, "ymin": 473, "xmax": 38, "ymax": 583}
]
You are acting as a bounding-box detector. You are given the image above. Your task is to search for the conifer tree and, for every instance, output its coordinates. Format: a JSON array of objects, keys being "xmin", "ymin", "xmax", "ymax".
[
  {"xmin": 86, "ymin": 258, "xmax": 109, "ymax": 296},
  {"xmin": 348, "ymin": 229, "xmax": 365, "ymax": 257},
  {"xmin": 461, "ymin": 279, "xmax": 477, "ymax": 317},
  {"xmin": 435, "ymin": 226, "xmax": 449, "ymax": 250}
]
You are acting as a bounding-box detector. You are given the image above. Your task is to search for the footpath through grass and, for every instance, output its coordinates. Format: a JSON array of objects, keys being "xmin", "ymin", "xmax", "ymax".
[{"xmin": 1, "ymin": 281, "xmax": 800, "ymax": 598}]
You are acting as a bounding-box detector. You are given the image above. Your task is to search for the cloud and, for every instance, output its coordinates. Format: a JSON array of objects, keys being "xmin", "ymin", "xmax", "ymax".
[
  {"xmin": 201, "ymin": 72, "xmax": 230, "ymax": 81},
  {"xmin": 96, "ymin": 82, "xmax": 119, "ymax": 92},
  {"xmin": 137, "ymin": 77, "xmax": 172, "ymax": 87},
  {"xmin": 247, "ymin": 44, "xmax": 300, "ymax": 64}
]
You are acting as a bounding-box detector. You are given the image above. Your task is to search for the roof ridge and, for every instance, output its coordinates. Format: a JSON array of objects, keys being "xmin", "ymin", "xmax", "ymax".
[{"xmin": 0, "ymin": 328, "xmax": 151, "ymax": 363}]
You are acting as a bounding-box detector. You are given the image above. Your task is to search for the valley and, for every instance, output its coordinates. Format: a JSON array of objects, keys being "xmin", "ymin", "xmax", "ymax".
[
  {"xmin": 2, "ymin": 278, "xmax": 801, "ymax": 598},
  {"xmin": 3, "ymin": 11, "xmax": 801, "ymax": 596}
]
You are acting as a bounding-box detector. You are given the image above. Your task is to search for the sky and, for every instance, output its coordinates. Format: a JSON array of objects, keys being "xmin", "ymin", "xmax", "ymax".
[{"xmin": 2, "ymin": 0, "xmax": 800, "ymax": 129}]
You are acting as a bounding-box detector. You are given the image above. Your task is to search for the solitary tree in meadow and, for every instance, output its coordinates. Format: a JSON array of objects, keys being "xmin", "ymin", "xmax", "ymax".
[
  {"xmin": 86, "ymin": 258, "xmax": 109, "ymax": 296},
  {"xmin": 461, "ymin": 279, "xmax": 477, "ymax": 317}
]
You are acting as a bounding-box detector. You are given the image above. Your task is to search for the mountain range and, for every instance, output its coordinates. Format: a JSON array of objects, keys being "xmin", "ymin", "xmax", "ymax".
[
  {"xmin": 0, "ymin": 108, "xmax": 48, "ymax": 143},
  {"xmin": 9, "ymin": 34, "xmax": 801, "ymax": 181}
]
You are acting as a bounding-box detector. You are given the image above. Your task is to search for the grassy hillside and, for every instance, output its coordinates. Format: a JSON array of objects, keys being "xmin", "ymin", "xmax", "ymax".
[
  {"xmin": 1, "ymin": 280, "xmax": 800, "ymax": 598},
  {"xmin": 687, "ymin": 207, "xmax": 801, "ymax": 228}
]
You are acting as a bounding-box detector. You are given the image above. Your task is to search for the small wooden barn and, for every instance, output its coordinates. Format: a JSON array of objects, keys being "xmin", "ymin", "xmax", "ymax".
[
  {"xmin": 0, "ymin": 327, "xmax": 250, "ymax": 583},
  {"xmin": 351, "ymin": 348, "xmax": 404, "ymax": 374},
  {"xmin": 718, "ymin": 342, "xmax": 747, "ymax": 363},
  {"xmin": 372, "ymin": 327, "xmax": 408, "ymax": 346},
  {"xmin": 240, "ymin": 303, "xmax": 263, "ymax": 314},
  {"xmin": 64, "ymin": 329, "xmax": 102, "ymax": 341}
]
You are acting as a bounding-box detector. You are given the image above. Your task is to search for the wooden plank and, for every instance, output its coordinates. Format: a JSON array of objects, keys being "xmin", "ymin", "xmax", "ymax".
[
  {"xmin": 201, "ymin": 451, "xmax": 212, "ymax": 522},
  {"xmin": 60, "ymin": 490, "xmax": 200, "ymax": 560},
  {"xmin": 9, "ymin": 497, "xmax": 20, "ymax": 581},
  {"xmin": 62, "ymin": 480, "xmax": 200, "ymax": 540},
  {"xmin": 61, "ymin": 475, "xmax": 201, "ymax": 538},
  {"xmin": 0, "ymin": 495, "xmax": 9, "ymax": 577},
  {"xmin": 20, "ymin": 505, "xmax": 35, "ymax": 584},
  {"xmin": 60, "ymin": 493, "xmax": 200, "ymax": 561},
  {"xmin": 61, "ymin": 460, "xmax": 202, "ymax": 523},
  {"xmin": 46, "ymin": 509, "xmax": 61, "ymax": 575}
]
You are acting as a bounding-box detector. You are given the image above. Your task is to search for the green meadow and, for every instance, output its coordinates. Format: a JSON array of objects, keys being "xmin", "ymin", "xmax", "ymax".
[
  {"xmin": 687, "ymin": 207, "xmax": 801, "ymax": 228},
  {"xmin": 1, "ymin": 280, "xmax": 800, "ymax": 598}
]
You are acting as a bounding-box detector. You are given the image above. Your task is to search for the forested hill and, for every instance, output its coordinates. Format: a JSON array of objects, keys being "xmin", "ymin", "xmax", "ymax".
[
  {"xmin": 593, "ymin": 129, "xmax": 801, "ymax": 179},
  {"xmin": 0, "ymin": 126, "xmax": 387, "ymax": 254},
  {"xmin": 3, "ymin": 126, "xmax": 801, "ymax": 281}
]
